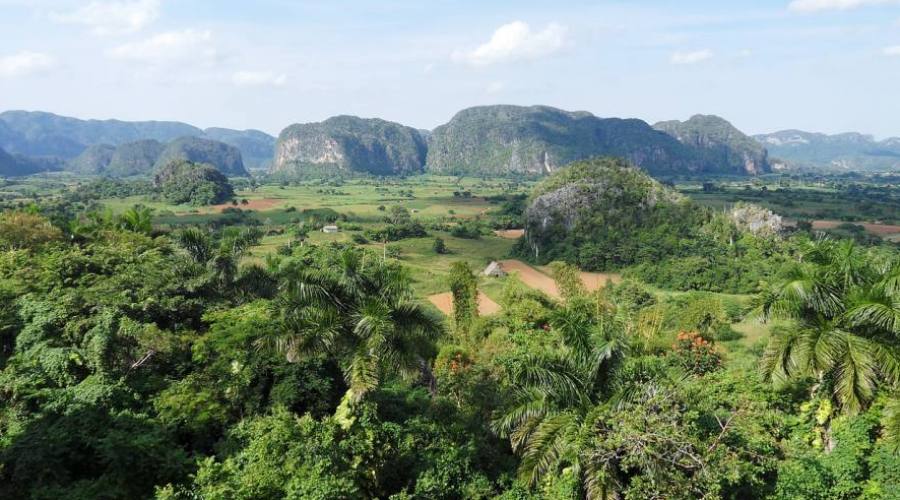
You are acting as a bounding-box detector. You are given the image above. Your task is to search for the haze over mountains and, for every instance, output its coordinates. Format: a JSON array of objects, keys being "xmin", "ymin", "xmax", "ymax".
[
  {"xmin": 755, "ymin": 130, "xmax": 900, "ymax": 172},
  {"xmin": 1, "ymin": 107, "xmax": 897, "ymax": 179}
]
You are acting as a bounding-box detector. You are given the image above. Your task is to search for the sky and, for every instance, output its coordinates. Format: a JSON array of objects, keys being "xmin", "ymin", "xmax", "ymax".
[{"xmin": 1, "ymin": 0, "xmax": 900, "ymax": 138}]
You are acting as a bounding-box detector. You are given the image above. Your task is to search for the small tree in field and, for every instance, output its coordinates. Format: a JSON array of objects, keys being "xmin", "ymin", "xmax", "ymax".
[
  {"xmin": 549, "ymin": 261, "xmax": 584, "ymax": 300},
  {"xmin": 448, "ymin": 261, "xmax": 477, "ymax": 342},
  {"xmin": 433, "ymin": 237, "xmax": 448, "ymax": 254}
]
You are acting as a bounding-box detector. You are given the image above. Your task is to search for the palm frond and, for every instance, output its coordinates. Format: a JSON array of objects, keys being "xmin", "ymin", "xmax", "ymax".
[{"xmin": 831, "ymin": 333, "xmax": 878, "ymax": 414}]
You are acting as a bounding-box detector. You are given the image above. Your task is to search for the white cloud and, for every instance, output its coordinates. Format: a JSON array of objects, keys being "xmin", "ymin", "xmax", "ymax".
[
  {"xmin": 0, "ymin": 51, "xmax": 55, "ymax": 78},
  {"xmin": 51, "ymin": 0, "xmax": 160, "ymax": 36},
  {"xmin": 670, "ymin": 49, "xmax": 713, "ymax": 65},
  {"xmin": 884, "ymin": 45, "xmax": 900, "ymax": 55},
  {"xmin": 788, "ymin": 0, "xmax": 900, "ymax": 12},
  {"xmin": 486, "ymin": 81, "xmax": 505, "ymax": 94},
  {"xmin": 108, "ymin": 29, "xmax": 216, "ymax": 65},
  {"xmin": 452, "ymin": 21, "xmax": 568, "ymax": 66},
  {"xmin": 232, "ymin": 71, "xmax": 287, "ymax": 87}
]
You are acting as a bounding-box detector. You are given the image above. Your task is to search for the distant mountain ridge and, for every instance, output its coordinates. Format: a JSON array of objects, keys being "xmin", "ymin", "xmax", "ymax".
[
  {"xmin": 0, "ymin": 110, "xmax": 274, "ymax": 171},
  {"xmin": 754, "ymin": 130, "xmax": 900, "ymax": 171},
  {"xmin": 0, "ymin": 146, "xmax": 62, "ymax": 177},
  {"xmin": 12, "ymin": 107, "xmax": 898, "ymax": 178},
  {"xmin": 425, "ymin": 105, "xmax": 767, "ymax": 177},
  {"xmin": 69, "ymin": 137, "xmax": 248, "ymax": 177}
]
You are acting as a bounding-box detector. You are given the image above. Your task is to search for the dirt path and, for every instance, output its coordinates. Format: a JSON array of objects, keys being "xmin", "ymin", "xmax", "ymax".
[
  {"xmin": 501, "ymin": 260, "xmax": 622, "ymax": 298},
  {"xmin": 500, "ymin": 260, "xmax": 562, "ymax": 297},
  {"xmin": 427, "ymin": 291, "xmax": 501, "ymax": 316},
  {"xmin": 494, "ymin": 229, "xmax": 524, "ymax": 239}
]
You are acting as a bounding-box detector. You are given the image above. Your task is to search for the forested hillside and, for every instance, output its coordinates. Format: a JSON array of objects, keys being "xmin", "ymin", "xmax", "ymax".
[{"xmin": 654, "ymin": 114, "xmax": 770, "ymax": 174}]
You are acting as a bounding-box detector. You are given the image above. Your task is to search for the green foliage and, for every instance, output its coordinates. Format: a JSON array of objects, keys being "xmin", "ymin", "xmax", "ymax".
[
  {"xmin": 153, "ymin": 160, "xmax": 235, "ymax": 206},
  {"xmin": 520, "ymin": 157, "xmax": 786, "ymax": 292},
  {"xmin": 654, "ymin": 114, "xmax": 770, "ymax": 175},
  {"xmin": 760, "ymin": 238, "xmax": 900, "ymax": 416},
  {"xmin": 154, "ymin": 136, "xmax": 248, "ymax": 176},
  {"xmin": 549, "ymin": 261, "xmax": 585, "ymax": 300},
  {"xmin": 669, "ymin": 330, "xmax": 723, "ymax": 375},
  {"xmin": 0, "ymin": 211, "xmax": 63, "ymax": 249},
  {"xmin": 448, "ymin": 261, "xmax": 478, "ymax": 340},
  {"xmin": 432, "ymin": 236, "xmax": 448, "ymax": 254}
]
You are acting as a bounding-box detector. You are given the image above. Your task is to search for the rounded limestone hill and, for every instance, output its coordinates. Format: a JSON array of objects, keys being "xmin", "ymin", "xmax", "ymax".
[
  {"xmin": 154, "ymin": 137, "xmax": 249, "ymax": 177},
  {"xmin": 425, "ymin": 105, "xmax": 704, "ymax": 177},
  {"xmin": 153, "ymin": 160, "xmax": 234, "ymax": 206},
  {"xmin": 107, "ymin": 139, "xmax": 166, "ymax": 177},
  {"xmin": 272, "ymin": 115, "xmax": 427, "ymax": 177},
  {"xmin": 519, "ymin": 157, "xmax": 710, "ymax": 270},
  {"xmin": 68, "ymin": 144, "xmax": 116, "ymax": 174},
  {"xmin": 653, "ymin": 114, "xmax": 771, "ymax": 175}
]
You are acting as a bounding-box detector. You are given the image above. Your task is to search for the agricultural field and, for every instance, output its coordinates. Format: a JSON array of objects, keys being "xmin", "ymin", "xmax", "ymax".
[{"xmin": 679, "ymin": 174, "xmax": 900, "ymax": 225}]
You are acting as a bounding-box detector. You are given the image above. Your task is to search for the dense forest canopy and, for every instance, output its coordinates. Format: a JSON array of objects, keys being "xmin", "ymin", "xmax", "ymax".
[{"xmin": 1, "ymin": 153, "xmax": 899, "ymax": 499}]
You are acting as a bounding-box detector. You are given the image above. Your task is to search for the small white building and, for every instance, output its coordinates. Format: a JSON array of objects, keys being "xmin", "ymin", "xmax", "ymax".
[
  {"xmin": 483, "ymin": 261, "xmax": 506, "ymax": 277},
  {"xmin": 322, "ymin": 225, "xmax": 339, "ymax": 233}
]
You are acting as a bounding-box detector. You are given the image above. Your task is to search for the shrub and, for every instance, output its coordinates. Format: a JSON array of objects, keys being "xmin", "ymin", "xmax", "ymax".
[
  {"xmin": 668, "ymin": 331, "xmax": 722, "ymax": 375},
  {"xmin": 433, "ymin": 237, "xmax": 448, "ymax": 254}
]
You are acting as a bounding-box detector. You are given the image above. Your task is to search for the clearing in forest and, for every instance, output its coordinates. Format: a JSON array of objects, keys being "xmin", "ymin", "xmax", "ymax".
[{"xmin": 427, "ymin": 291, "xmax": 501, "ymax": 316}]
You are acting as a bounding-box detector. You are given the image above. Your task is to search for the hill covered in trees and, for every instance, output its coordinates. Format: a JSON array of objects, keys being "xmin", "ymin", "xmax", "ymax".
[
  {"xmin": 755, "ymin": 129, "xmax": 900, "ymax": 172},
  {"xmin": 654, "ymin": 114, "xmax": 771, "ymax": 174},
  {"xmin": 67, "ymin": 137, "xmax": 247, "ymax": 178},
  {"xmin": 518, "ymin": 157, "xmax": 793, "ymax": 292},
  {"xmin": 202, "ymin": 128, "xmax": 275, "ymax": 170},
  {"xmin": 272, "ymin": 115, "xmax": 428, "ymax": 177},
  {"xmin": 153, "ymin": 160, "xmax": 235, "ymax": 205},
  {"xmin": 154, "ymin": 137, "xmax": 248, "ymax": 177}
]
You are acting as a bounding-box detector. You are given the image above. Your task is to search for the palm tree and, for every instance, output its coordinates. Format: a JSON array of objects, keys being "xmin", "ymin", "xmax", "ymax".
[
  {"xmin": 117, "ymin": 205, "xmax": 153, "ymax": 234},
  {"xmin": 493, "ymin": 296, "xmax": 630, "ymax": 497},
  {"xmin": 760, "ymin": 237, "xmax": 900, "ymax": 416},
  {"xmin": 173, "ymin": 226, "xmax": 265, "ymax": 296},
  {"xmin": 263, "ymin": 247, "xmax": 443, "ymax": 419}
]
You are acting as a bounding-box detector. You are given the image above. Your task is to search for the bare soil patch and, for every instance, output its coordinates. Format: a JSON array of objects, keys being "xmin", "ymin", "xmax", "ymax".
[
  {"xmin": 494, "ymin": 229, "xmax": 524, "ymax": 239},
  {"xmin": 500, "ymin": 260, "xmax": 622, "ymax": 298},
  {"xmin": 427, "ymin": 291, "xmax": 501, "ymax": 316}
]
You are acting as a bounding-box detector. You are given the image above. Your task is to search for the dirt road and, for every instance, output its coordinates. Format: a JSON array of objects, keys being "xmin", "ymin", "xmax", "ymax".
[{"xmin": 427, "ymin": 291, "xmax": 501, "ymax": 316}]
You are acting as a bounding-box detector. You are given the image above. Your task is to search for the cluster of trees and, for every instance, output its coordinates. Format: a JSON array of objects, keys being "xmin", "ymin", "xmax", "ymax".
[
  {"xmin": 153, "ymin": 160, "xmax": 235, "ymax": 206},
  {"xmin": 2, "ymin": 186, "xmax": 900, "ymax": 498}
]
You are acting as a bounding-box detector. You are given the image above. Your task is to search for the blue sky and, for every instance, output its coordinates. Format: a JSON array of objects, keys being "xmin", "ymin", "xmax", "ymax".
[{"xmin": 1, "ymin": 0, "xmax": 899, "ymax": 137}]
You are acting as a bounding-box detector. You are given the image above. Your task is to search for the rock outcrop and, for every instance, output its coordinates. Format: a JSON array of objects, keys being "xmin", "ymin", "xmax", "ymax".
[
  {"xmin": 522, "ymin": 157, "xmax": 692, "ymax": 265},
  {"xmin": 272, "ymin": 116, "xmax": 427, "ymax": 177},
  {"xmin": 426, "ymin": 105, "xmax": 707, "ymax": 177}
]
